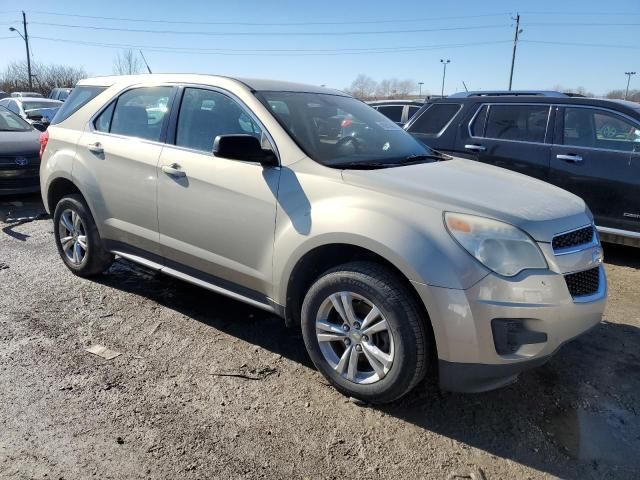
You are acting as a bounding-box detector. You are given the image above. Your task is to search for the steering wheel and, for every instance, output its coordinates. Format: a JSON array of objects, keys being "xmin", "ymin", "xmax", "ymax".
[{"xmin": 336, "ymin": 135, "xmax": 366, "ymax": 154}]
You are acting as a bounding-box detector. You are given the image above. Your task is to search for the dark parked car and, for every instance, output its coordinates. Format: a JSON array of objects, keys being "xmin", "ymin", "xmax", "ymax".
[
  {"xmin": 0, "ymin": 106, "xmax": 41, "ymax": 195},
  {"xmin": 367, "ymin": 100, "xmax": 423, "ymax": 125},
  {"xmin": 0, "ymin": 91, "xmax": 8, "ymax": 100},
  {"xmin": 405, "ymin": 91, "xmax": 640, "ymax": 245},
  {"xmin": 49, "ymin": 87, "xmax": 73, "ymax": 101}
]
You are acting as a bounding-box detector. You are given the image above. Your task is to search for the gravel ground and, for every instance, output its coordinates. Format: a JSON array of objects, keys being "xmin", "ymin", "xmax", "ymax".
[{"xmin": 1, "ymin": 194, "xmax": 639, "ymax": 480}]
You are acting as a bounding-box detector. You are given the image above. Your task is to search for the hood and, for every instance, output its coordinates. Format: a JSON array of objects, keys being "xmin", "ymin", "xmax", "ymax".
[
  {"xmin": 0, "ymin": 129, "xmax": 40, "ymax": 156},
  {"xmin": 341, "ymin": 158, "xmax": 591, "ymax": 242}
]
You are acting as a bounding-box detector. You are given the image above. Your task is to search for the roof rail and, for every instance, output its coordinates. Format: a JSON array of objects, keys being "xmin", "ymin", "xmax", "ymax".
[{"xmin": 448, "ymin": 90, "xmax": 570, "ymax": 98}]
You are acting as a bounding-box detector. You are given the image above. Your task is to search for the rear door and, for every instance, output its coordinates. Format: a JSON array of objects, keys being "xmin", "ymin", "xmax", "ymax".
[
  {"xmin": 76, "ymin": 85, "xmax": 175, "ymax": 256},
  {"xmin": 457, "ymin": 103, "xmax": 553, "ymax": 181},
  {"xmin": 550, "ymin": 106, "xmax": 640, "ymax": 232}
]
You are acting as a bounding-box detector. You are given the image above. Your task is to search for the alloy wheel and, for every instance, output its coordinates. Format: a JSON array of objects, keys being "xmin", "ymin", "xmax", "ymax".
[
  {"xmin": 315, "ymin": 291, "xmax": 395, "ymax": 384},
  {"xmin": 58, "ymin": 209, "xmax": 88, "ymax": 265}
]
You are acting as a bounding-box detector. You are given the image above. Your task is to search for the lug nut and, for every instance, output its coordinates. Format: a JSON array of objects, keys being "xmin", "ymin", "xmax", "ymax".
[
  {"xmin": 355, "ymin": 345, "xmax": 362, "ymax": 352},
  {"xmin": 341, "ymin": 324, "xmax": 349, "ymax": 332},
  {"xmin": 362, "ymin": 335, "xmax": 369, "ymax": 342},
  {"xmin": 344, "ymin": 338, "xmax": 351, "ymax": 346},
  {"xmin": 353, "ymin": 322, "xmax": 361, "ymax": 329}
]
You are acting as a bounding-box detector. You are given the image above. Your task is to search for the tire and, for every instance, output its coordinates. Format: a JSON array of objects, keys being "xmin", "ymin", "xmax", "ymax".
[
  {"xmin": 53, "ymin": 194, "xmax": 114, "ymax": 277},
  {"xmin": 301, "ymin": 261, "xmax": 429, "ymax": 404}
]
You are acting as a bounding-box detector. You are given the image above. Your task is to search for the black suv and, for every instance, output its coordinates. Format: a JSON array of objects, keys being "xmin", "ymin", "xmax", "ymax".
[{"xmin": 405, "ymin": 91, "xmax": 640, "ymax": 246}]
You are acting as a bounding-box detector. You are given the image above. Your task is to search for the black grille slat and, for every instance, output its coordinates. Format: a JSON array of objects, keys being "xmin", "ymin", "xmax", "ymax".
[
  {"xmin": 552, "ymin": 226, "xmax": 594, "ymax": 251},
  {"xmin": 564, "ymin": 267, "xmax": 600, "ymax": 297}
]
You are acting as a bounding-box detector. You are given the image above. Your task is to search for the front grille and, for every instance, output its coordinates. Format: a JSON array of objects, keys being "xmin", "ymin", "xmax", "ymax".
[
  {"xmin": 564, "ymin": 267, "xmax": 600, "ymax": 297},
  {"xmin": 552, "ymin": 225, "xmax": 594, "ymax": 252},
  {"xmin": 0, "ymin": 155, "xmax": 39, "ymax": 170}
]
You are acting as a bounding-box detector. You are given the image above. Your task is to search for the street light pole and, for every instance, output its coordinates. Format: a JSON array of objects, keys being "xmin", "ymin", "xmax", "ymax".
[
  {"xmin": 440, "ymin": 59, "xmax": 450, "ymax": 97},
  {"xmin": 418, "ymin": 81, "xmax": 424, "ymax": 97},
  {"xmin": 9, "ymin": 11, "xmax": 32, "ymax": 89},
  {"xmin": 624, "ymin": 72, "xmax": 636, "ymax": 100}
]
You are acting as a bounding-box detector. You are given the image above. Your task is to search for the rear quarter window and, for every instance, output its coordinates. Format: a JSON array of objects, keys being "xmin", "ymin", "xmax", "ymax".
[
  {"xmin": 50, "ymin": 86, "xmax": 106, "ymax": 125},
  {"xmin": 408, "ymin": 103, "xmax": 462, "ymax": 135}
]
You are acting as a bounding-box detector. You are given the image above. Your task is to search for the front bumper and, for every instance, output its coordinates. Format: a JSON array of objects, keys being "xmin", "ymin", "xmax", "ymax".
[
  {"xmin": 412, "ymin": 263, "xmax": 607, "ymax": 393},
  {"xmin": 0, "ymin": 167, "xmax": 40, "ymax": 195}
]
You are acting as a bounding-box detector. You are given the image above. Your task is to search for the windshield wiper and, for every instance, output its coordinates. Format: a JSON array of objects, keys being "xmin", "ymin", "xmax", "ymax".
[
  {"xmin": 402, "ymin": 152, "xmax": 449, "ymax": 163},
  {"xmin": 330, "ymin": 161, "xmax": 398, "ymax": 170}
]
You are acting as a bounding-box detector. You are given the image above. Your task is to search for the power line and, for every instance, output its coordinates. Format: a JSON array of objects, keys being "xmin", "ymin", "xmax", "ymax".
[
  {"xmin": 29, "ymin": 35, "xmax": 512, "ymax": 56},
  {"xmin": 26, "ymin": 10, "xmax": 512, "ymax": 25},
  {"xmin": 521, "ymin": 40, "xmax": 640, "ymax": 50},
  {"xmin": 524, "ymin": 22, "xmax": 640, "ymax": 27},
  {"xmin": 28, "ymin": 21, "xmax": 511, "ymax": 36}
]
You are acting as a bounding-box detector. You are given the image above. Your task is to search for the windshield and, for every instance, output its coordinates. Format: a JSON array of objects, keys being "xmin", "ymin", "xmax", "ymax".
[
  {"xmin": 256, "ymin": 91, "xmax": 436, "ymax": 168},
  {"xmin": 0, "ymin": 106, "xmax": 32, "ymax": 131}
]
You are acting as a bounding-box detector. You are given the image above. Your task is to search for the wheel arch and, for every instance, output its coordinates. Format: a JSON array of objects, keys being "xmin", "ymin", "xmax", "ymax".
[{"xmin": 281, "ymin": 241, "xmax": 437, "ymax": 359}]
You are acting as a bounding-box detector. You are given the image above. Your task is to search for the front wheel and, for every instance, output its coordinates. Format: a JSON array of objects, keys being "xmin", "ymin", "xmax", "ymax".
[
  {"xmin": 53, "ymin": 194, "xmax": 114, "ymax": 277},
  {"xmin": 301, "ymin": 261, "xmax": 429, "ymax": 404}
]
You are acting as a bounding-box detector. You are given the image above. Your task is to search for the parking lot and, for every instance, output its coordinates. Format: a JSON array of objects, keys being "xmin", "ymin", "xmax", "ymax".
[{"xmin": 0, "ymin": 193, "xmax": 638, "ymax": 479}]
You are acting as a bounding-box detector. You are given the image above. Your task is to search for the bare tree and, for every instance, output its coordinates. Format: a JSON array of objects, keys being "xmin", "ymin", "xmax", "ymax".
[
  {"xmin": 0, "ymin": 60, "xmax": 86, "ymax": 95},
  {"xmin": 113, "ymin": 49, "xmax": 144, "ymax": 76},
  {"xmin": 345, "ymin": 74, "xmax": 377, "ymax": 99}
]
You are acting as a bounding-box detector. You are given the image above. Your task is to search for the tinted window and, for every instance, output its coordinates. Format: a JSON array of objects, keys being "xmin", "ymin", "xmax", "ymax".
[
  {"xmin": 407, "ymin": 106, "xmax": 420, "ymax": 119},
  {"xmin": 110, "ymin": 87, "xmax": 172, "ymax": 141},
  {"xmin": 257, "ymin": 91, "xmax": 435, "ymax": 168},
  {"xmin": 50, "ymin": 86, "xmax": 106, "ymax": 125},
  {"xmin": 376, "ymin": 105, "xmax": 403, "ymax": 123},
  {"xmin": 94, "ymin": 101, "xmax": 115, "ymax": 132},
  {"xmin": 470, "ymin": 105, "xmax": 488, "ymax": 137},
  {"xmin": 176, "ymin": 88, "xmax": 262, "ymax": 153},
  {"xmin": 485, "ymin": 105, "xmax": 549, "ymax": 142},
  {"xmin": 409, "ymin": 103, "xmax": 461, "ymax": 135},
  {"xmin": 22, "ymin": 101, "xmax": 62, "ymax": 111},
  {"xmin": 564, "ymin": 108, "xmax": 640, "ymax": 152}
]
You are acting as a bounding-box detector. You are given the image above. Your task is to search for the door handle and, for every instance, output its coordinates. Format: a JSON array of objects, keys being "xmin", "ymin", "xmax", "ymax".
[
  {"xmin": 556, "ymin": 154, "xmax": 583, "ymax": 163},
  {"xmin": 87, "ymin": 142, "xmax": 104, "ymax": 154},
  {"xmin": 161, "ymin": 163, "xmax": 186, "ymax": 177},
  {"xmin": 464, "ymin": 144, "xmax": 486, "ymax": 152}
]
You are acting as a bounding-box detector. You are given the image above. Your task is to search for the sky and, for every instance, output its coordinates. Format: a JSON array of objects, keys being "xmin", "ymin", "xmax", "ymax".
[{"xmin": 0, "ymin": 0, "xmax": 638, "ymax": 96}]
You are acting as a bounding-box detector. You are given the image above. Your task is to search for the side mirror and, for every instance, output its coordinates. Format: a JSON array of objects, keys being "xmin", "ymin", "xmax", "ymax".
[
  {"xmin": 213, "ymin": 134, "xmax": 277, "ymax": 167},
  {"xmin": 32, "ymin": 122, "xmax": 46, "ymax": 132}
]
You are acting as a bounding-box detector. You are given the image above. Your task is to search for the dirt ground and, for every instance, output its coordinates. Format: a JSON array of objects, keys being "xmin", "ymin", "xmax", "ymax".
[{"xmin": 1, "ymin": 193, "xmax": 639, "ymax": 480}]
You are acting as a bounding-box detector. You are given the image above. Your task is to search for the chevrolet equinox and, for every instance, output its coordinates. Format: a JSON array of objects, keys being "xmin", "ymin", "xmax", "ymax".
[{"xmin": 40, "ymin": 75, "xmax": 607, "ymax": 403}]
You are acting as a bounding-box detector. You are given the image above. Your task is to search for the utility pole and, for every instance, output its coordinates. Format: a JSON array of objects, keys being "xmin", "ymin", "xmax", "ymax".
[
  {"xmin": 139, "ymin": 50, "xmax": 152, "ymax": 74},
  {"xmin": 624, "ymin": 72, "xmax": 636, "ymax": 100},
  {"xmin": 9, "ymin": 11, "xmax": 32, "ymax": 89},
  {"xmin": 418, "ymin": 81, "xmax": 424, "ymax": 96},
  {"xmin": 508, "ymin": 13, "xmax": 522, "ymax": 91},
  {"xmin": 440, "ymin": 59, "xmax": 450, "ymax": 97}
]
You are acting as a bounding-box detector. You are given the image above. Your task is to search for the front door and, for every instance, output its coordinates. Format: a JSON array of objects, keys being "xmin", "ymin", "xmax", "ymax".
[
  {"xmin": 458, "ymin": 103, "xmax": 553, "ymax": 181},
  {"xmin": 156, "ymin": 87, "xmax": 280, "ymax": 297},
  {"xmin": 550, "ymin": 106, "xmax": 640, "ymax": 233}
]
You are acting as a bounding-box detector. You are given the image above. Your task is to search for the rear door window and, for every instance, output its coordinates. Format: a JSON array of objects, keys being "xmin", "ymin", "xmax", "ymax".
[
  {"xmin": 485, "ymin": 104, "xmax": 550, "ymax": 143},
  {"xmin": 50, "ymin": 86, "xmax": 106, "ymax": 125},
  {"xmin": 376, "ymin": 105, "xmax": 403, "ymax": 123},
  {"xmin": 407, "ymin": 106, "xmax": 420, "ymax": 120},
  {"xmin": 110, "ymin": 87, "xmax": 172, "ymax": 142},
  {"xmin": 408, "ymin": 103, "xmax": 461, "ymax": 135}
]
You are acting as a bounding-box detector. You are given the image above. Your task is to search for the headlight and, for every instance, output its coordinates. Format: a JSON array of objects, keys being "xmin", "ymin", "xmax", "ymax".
[{"xmin": 444, "ymin": 212, "xmax": 547, "ymax": 277}]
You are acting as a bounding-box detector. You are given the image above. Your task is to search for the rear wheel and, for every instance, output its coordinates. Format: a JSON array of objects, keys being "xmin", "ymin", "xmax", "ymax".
[
  {"xmin": 301, "ymin": 261, "xmax": 429, "ymax": 404},
  {"xmin": 53, "ymin": 194, "xmax": 114, "ymax": 277}
]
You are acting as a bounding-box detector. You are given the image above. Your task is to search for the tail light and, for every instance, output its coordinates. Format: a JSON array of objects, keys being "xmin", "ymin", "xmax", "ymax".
[
  {"xmin": 341, "ymin": 118, "xmax": 353, "ymax": 128},
  {"xmin": 39, "ymin": 130, "xmax": 49, "ymax": 158}
]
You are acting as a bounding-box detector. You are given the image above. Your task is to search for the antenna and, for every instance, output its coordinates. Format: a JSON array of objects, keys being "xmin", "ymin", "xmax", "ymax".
[{"xmin": 139, "ymin": 50, "xmax": 152, "ymax": 74}]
